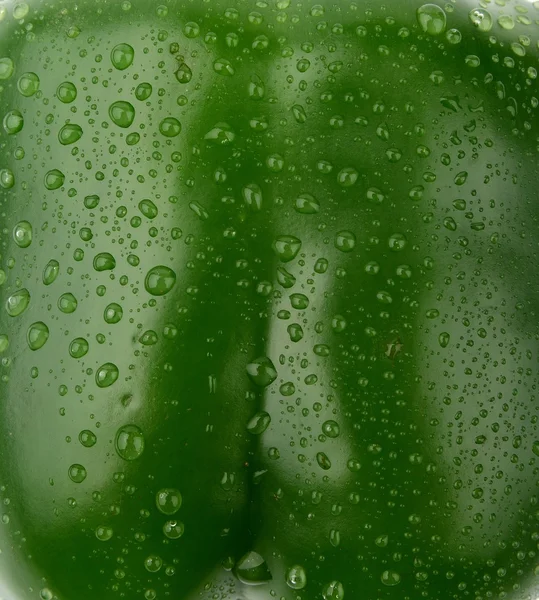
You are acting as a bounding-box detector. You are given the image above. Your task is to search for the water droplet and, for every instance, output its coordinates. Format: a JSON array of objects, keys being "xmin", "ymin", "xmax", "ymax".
[
  {"xmin": 248, "ymin": 74, "xmax": 265, "ymax": 100},
  {"xmin": 163, "ymin": 520, "xmax": 184, "ymax": 539},
  {"xmin": 335, "ymin": 231, "xmax": 356, "ymax": 253},
  {"xmin": 111, "ymin": 43, "xmax": 134, "ymax": 70},
  {"xmin": 242, "ymin": 183, "xmax": 263, "ymax": 210},
  {"xmin": 115, "ymin": 424, "xmax": 145, "ymax": 460},
  {"xmin": 0, "ymin": 57, "xmax": 14, "ymax": 80},
  {"xmin": 58, "ymin": 292, "xmax": 77, "ymax": 313},
  {"xmin": 58, "ymin": 123, "xmax": 83, "ymax": 145},
  {"xmin": 292, "ymin": 104, "xmax": 307, "ymax": 124},
  {"xmin": 322, "ymin": 580, "xmax": 345, "ymax": 600},
  {"xmin": 68, "ymin": 463, "xmax": 87, "ymax": 483},
  {"xmin": 13, "ymin": 220, "xmax": 32, "ymax": 248},
  {"xmin": 26, "ymin": 321, "xmax": 49, "ymax": 351},
  {"xmin": 104, "ymin": 302, "xmax": 123, "ymax": 324},
  {"xmin": 498, "ymin": 15, "xmax": 514, "ymax": 30},
  {"xmin": 417, "ymin": 4, "xmax": 447, "ymax": 35},
  {"xmin": 56, "ymin": 81, "xmax": 77, "ymax": 103},
  {"xmin": 0, "ymin": 168, "xmax": 15, "ymax": 189},
  {"xmin": 246, "ymin": 356, "xmax": 277, "ymax": 387},
  {"xmin": 246, "ymin": 411, "xmax": 271, "ymax": 435},
  {"xmin": 145, "ymin": 265, "xmax": 176, "ymax": 296},
  {"xmin": 95, "ymin": 525, "xmax": 113, "ymax": 541},
  {"xmin": 322, "ymin": 420, "xmax": 340, "ymax": 438},
  {"xmin": 139, "ymin": 330, "xmax": 158, "ymax": 346},
  {"xmin": 295, "ymin": 193, "xmax": 319, "ymax": 214},
  {"xmin": 316, "ymin": 452, "xmax": 332, "ymax": 470},
  {"xmin": 175, "ymin": 62, "xmax": 192, "ymax": 83},
  {"xmin": 381, "ymin": 570, "xmax": 401, "ymax": 586},
  {"xmin": 388, "ymin": 233, "xmax": 407, "ymax": 252},
  {"xmin": 439, "ymin": 332, "xmax": 450, "ymax": 348},
  {"xmin": 287, "ymin": 323, "xmax": 303, "ymax": 342},
  {"xmin": 445, "ymin": 28, "xmax": 462, "ymax": 44},
  {"xmin": 213, "ymin": 58, "xmax": 235, "ymax": 76},
  {"xmin": 135, "ymin": 82, "xmax": 152, "ymax": 100},
  {"xmin": 331, "ymin": 315, "xmax": 347, "ymax": 332},
  {"xmin": 337, "ymin": 167, "xmax": 358, "ymax": 187},
  {"xmin": 69, "ymin": 337, "xmax": 89, "ymax": 358},
  {"xmin": 43, "ymin": 259, "xmax": 59, "ymax": 285},
  {"xmin": 144, "ymin": 555, "xmax": 163, "ymax": 573},
  {"xmin": 44, "ymin": 169, "xmax": 65, "ymax": 190},
  {"xmin": 532, "ymin": 442, "xmax": 539, "ymax": 457},
  {"xmin": 5, "ymin": 288, "xmax": 30, "ymax": 317},
  {"xmin": 236, "ymin": 551, "xmax": 272, "ymax": 585},
  {"xmin": 0, "ymin": 335, "xmax": 9, "ymax": 353},
  {"xmin": 272, "ymin": 235, "xmax": 301, "ymax": 262},
  {"xmin": 156, "ymin": 488, "xmax": 182, "ymax": 515},
  {"xmin": 469, "ymin": 8, "xmax": 493, "ymax": 32},
  {"xmin": 93, "ymin": 252, "xmax": 116, "ymax": 272},
  {"xmin": 79, "ymin": 429, "xmax": 97, "ymax": 447},
  {"xmin": 286, "ymin": 565, "xmax": 307, "ymax": 590},
  {"xmin": 109, "ymin": 100, "xmax": 135, "ymax": 128},
  {"xmin": 159, "ymin": 117, "xmax": 181, "ymax": 137},
  {"xmin": 375, "ymin": 534, "xmax": 389, "ymax": 548},
  {"xmin": 95, "ymin": 362, "xmax": 119, "ymax": 388},
  {"xmin": 3, "ymin": 110, "xmax": 23, "ymax": 135},
  {"xmin": 204, "ymin": 122, "xmax": 235, "ymax": 145},
  {"xmin": 17, "ymin": 71, "xmax": 39, "ymax": 96}
]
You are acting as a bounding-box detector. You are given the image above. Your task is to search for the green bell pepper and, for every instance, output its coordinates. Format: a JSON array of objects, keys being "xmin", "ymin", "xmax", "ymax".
[{"xmin": 0, "ymin": 0, "xmax": 539, "ymax": 598}]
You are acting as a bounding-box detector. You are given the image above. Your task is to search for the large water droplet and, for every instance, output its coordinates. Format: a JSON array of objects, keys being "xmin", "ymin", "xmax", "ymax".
[
  {"xmin": 13, "ymin": 220, "xmax": 32, "ymax": 248},
  {"xmin": 295, "ymin": 193, "xmax": 320, "ymax": 214},
  {"xmin": 155, "ymin": 488, "xmax": 182, "ymax": 515},
  {"xmin": 235, "ymin": 551, "xmax": 272, "ymax": 585},
  {"xmin": 322, "ymin": 420, "xmax": 340, "ymax": 438},
  {"xmin": 246, "ymin": 356, "xmax": 277, "ymax": 387},
  {"xmin": 93, "ymin": 252, "xmax": 116, "ymax": 272},
  {"xmin": 242, "ymin": 183, "xmax": 263, "ymax": 210},
  {"xmin": 213, "ymin": 58, "xmax": 235, "ymax": 76},
  {"xmin": 246, "ymin": 411, "xmax": 271, "ymax": 434},
  {"xmin": 316, "ymin": 452, "xmax": 332, "ymax": 470},
  {"xmin": 163, "ymin": 520, "xmax": 184, "ymax": 539},
  {"xmin": 5, "ymin": 288, "xmax": 30, "ymax": 317},
  {"xmin": 0, "ymin": 57, "xmax": 14, "ymax": 80},
  {"xmin": 175, "ymin": 62, "xmax": 192, "ymax": 83},
  {"xmin": 204, "ymin": 122, "xmax": 235, "ymax": 145},
  {"xmin": 272, "ymin": 235, "xmax": 302, "ymax": 262},
  {"xmin": 56, "ymin": 81, "xmax": 77, "ymax": 103},
  {"xmin": 337, "ymin": 167, "xmax": 358, "ymax": 187},
  {"xmin": 69, "ymin": 337, "xmax": 89, "ymax": 358},
  {"xmin": 68, "ymin": 463, "xmax": 87, "ymax": 483},
  {"xmin": 159, "ymin": 117, "xmax": 181, "ymax": 137},
  {"xmin": 17, "ymin": 72, "xmax": 40, "ymax": 96},
  {"xmin": 58, "ymin": 123, "xmax": 83, "ymax": 145},
  {"xmin": 104, "ymin": 302, "xmax": 123, "ymax": 324},
  {"xmin": 417, "ymin": 4, "xmax": 447, "ymax": 35},
  {"xmin": 115, "ymin": 424, "xmax": 145, "ymax": 460},
  {"xmin": 145, "ymin": 265, "xmax": 176, "ymax": 296},
  {"xmin": 469, "ymin": 8, "xmax": 493, "ymax": 32},
  {"xmin": 95, "ymin": 362, "xmax": 119, "ymax": 388},
  {"xmin": 109, "ymin": 100, "xmax": 135, "ymax": 128},
  {"xmin": 381, "ymin": 570, "xmax": 401, "ymax": 586},
  {"xmin": 79, "ymin": 429, "xmax": 97, "ymax": 447},
  {"xmin": 322, "ymin": 580, "xmax": 345, "ymax": 600},
  {"xmin": 111, "ymin": 43, "xmax": 134, "ymax": 70},
  {"xmin": 335, "ymin": 230, "xmax": 356, "ymax": 253},
  {"xmin": 26, "ymin": 321, "xmax": 49, "ymax": 351},
  {"xmin": 286, "ymin": 565, "xmax": 307, "ymax": 590},
  {"xmin": 43, "ymin": 259, "xmax": 59, "ymax": 285},
  {"xmin": 3, "ymin": 110, "xmax": 23, "ymax": 135},
  {"xmin": 44, "ymin": 169, "xmax": 65, "ymax": 190},
  {"xmin": 95, "ymin": 525, "xmax": 113, "ymax": 541},
  {"xmin": 58, "ymin": 292, "xmax": 77, "ymax": 313}
]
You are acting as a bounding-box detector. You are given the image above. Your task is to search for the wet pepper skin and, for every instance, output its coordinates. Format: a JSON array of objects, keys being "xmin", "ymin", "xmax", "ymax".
[{"xmin": 0, "ymin": 0, "xmax": 539, "ymax": 599}]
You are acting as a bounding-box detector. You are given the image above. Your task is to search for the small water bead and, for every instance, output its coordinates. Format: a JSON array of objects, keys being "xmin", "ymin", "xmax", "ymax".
[
  {"xmin": 144, "ymin": 555, "xmax": 163, "ymax": 573},
  {"xmin": 439, "ymin": 332, "xmax": 450, "ymax": 348},
  {"xmin": 111, "ymin": 43, "xmax": 134, "ymax": 70},
  {"xmin": 104, "ymin": 303, "xmax": 123, "ymax": 324},
  {"xmin": 213, "ymin": 58, "xmax": 235, "ymax": 76},
  {"xmin": 322, "ymin": 581, "xmax": 345, "ymax": 600},
  {"xmin": 246, "ymin": 411, "xmax": 271, "ymax": 435},
  {"xmin": 159, "ymin": 117, "xmax": 181, "ymax": 137},
  {"xmin": 135, "ymin": 82, "xmax": 152, "ymax": 100},
  {"xmin": 0, "ymin": 57, "xmax": 14, "ymax": 80},
  {"xmin": 58, "ymin": 292, "xmax": 77, "ymax": 313},
  {"xmin": 84, "ymin": 194, "xmax": 100, "ymax": 209},
  {"xmin": 139, "ymin": 330, "xmax": 158, "ymax": 346},
  {"xmin": 156, "ymin": 488, "xmax": 182, "ymax": 515},
  {"xmin": 68, "ymin": 463, "xmax": 87, "ymax": 483},
  {"xmin": 79, "ymin": 429, "xmax": 97, "ymax": 447},
  {"xmin": 93, "ymin": 252, "xmax": 116, "ymax": 272},
  {"xmin": 337, "ymin": 167, "xmax": 358, "ymax": 187},
  {"xmin": 417, "ymin": 4, "xmax": 447, "ymax": 35},
  {"xmin": 469, "ymin": 8, "xmax": 493, "ymax": 32},
  {"xmin": 335, "ymin": 231, "xmax": 356, "ymax": 253},
  {"xmin": 6, "ymin": 288, "xmax": 30, "ymax": 317},
  {"xmin": 95, "ymin": 525, "xmax": 113, "ymax": 541},
  {"xmin": 95, "ymin": 362, "xmax": 119, "ymax": 388},
  {"xmin": 69, "ymin": 337, "xmax": 89, "ymax": 358},
  {"xmin": 115, "ymin": 424, "xmax": 145, "ymax": 460},
  {"xmin": 44, "ymin": 169, "xmax": 65, "ymax": 190},
  {"xmin": 294, "ymin": 193, "xmax": 319, "ymax": 214},
  {"xmin": 286, "ymin": 565, "xmax": 307, "ymax": 590},
  {"xmin": 388, "ymin": 233, "xmax": 407, "ymax": 252},
  {"xmin": 317, "ymin": 452, "xmax": 332, "ymax": 470},
  {"xmin": 498, "ymin": 15, "xmax": 514, "ymax": 30},
  {"xmin": 163, "ymin": 520, "xmax": 184, "ymax": 539},
  {"xmin": 58, "ymin": 123, "xmax": 83, "ymax": 145},
  {"xmin": 56, "ymin": 81, "xmax": 77, "ymax": 103},
  {"xmin": 43, "ymin": 259, "xmax": 59, "ymax": 285},
  {"xmin": 13, "ymin": 220, "xmax": 32, "ymax": 248},
  {"xmin": 246, "ymin": 356, "xmax": 277, "ymax": 387},
  {"xmin": 26, "ymin": 321, "xmax": 49, "ymax": 351},
  {"xmin": 145, "ymin": 265, "xmax": 176, "ymax": 296},
  {"xmin": 175, "ymin": 62, "xmax": 192, "ymax": 83},
  {"xmin": 290, "ymin": 293, "xmax": 309, "ymax": 310},
  {"xmin": 17, "ymin": 72, "xmax": 39, "ymax": 96},
  {"xmin": 235, "ymin": 551, "xmax": 272, "ymax": 585},
  {"xmin": 3, "ymin": 110, "xmax": 23, "ymax": 135},
  {"xmin": 109, "ymin": 101, "xmax": 135, "ymax": 128}
]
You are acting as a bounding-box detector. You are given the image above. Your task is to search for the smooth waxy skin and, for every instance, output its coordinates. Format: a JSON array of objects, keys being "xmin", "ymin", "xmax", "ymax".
[{"xmin": 0, "ymin": 0, "xmax": 539, "ymax": 598}]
